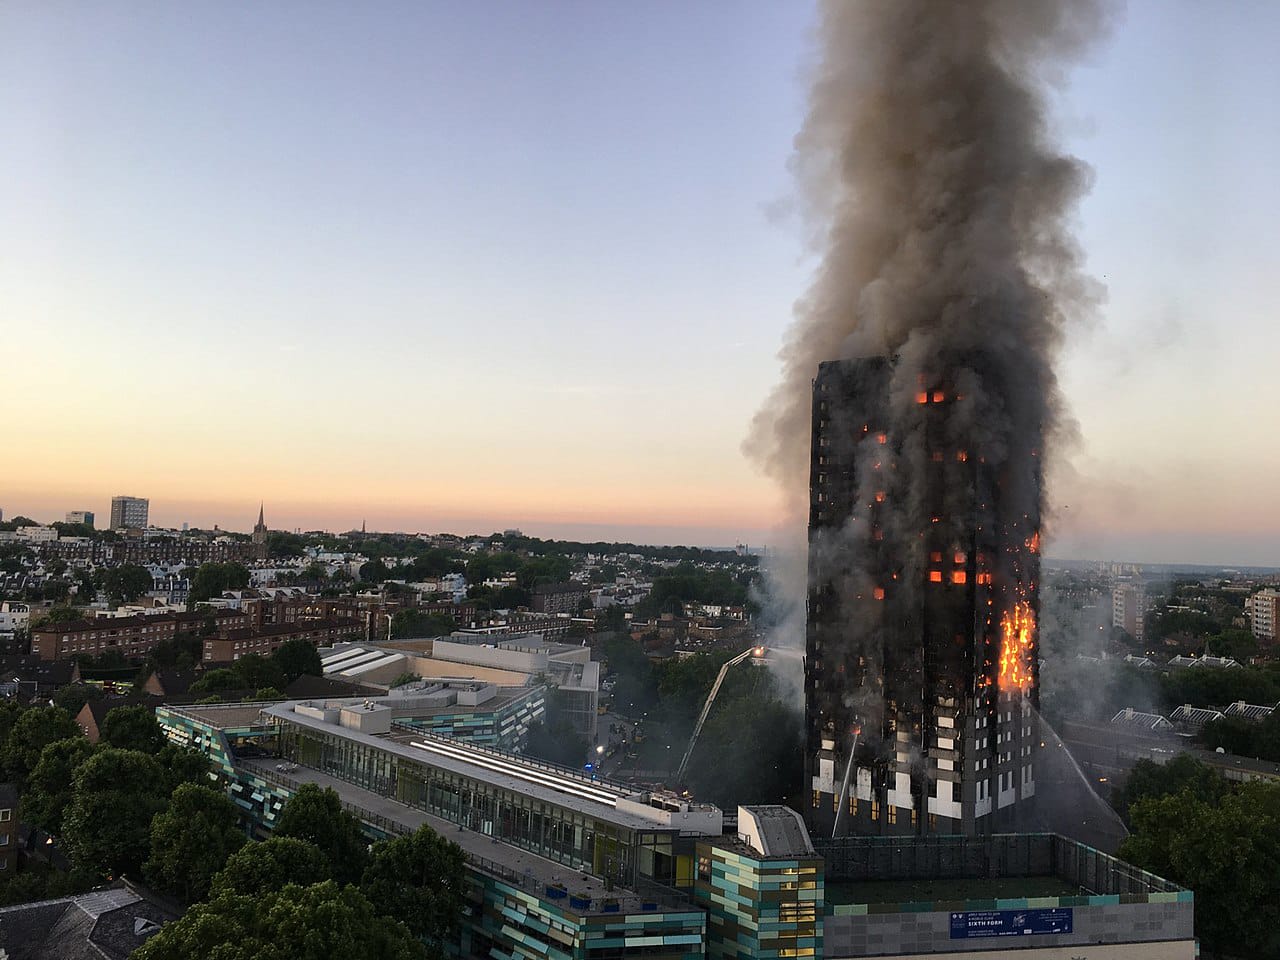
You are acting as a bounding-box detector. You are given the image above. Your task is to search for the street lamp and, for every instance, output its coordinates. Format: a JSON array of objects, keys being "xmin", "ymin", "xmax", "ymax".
[{"xmin": 596, "ymin": 745, "xmax": 605, "ymax": 756}]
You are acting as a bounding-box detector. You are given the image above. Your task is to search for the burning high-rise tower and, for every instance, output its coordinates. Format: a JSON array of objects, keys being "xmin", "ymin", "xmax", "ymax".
[
  {"xmin": 804, "ymin": 356, "xmax": 1041, "ymax": 837},
  {"xmin": 744, "ymin": 1, "xmax": 1106, "ymax": 837}
]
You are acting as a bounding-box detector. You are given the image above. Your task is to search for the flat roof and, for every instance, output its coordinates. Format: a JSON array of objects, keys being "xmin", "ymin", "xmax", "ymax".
[
  {"xmin": 237, "ymin": 759, "xmax": 692, "ymax": 915},
  {"xmin": 161, "ymin": 702, "xmax": 277, "ymax": 729},
  {"xmin": 260, "ymin": 700, "xmax": 705, "ymax": 834}
]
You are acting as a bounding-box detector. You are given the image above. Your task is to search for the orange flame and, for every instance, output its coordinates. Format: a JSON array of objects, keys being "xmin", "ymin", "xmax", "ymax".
[
  {"xmin": 998, "ymin": 601, "xmax": 1035, "ymax": 692},
  {"xmin": 1026, "ymin": 531, "xmax": 1041, "ymax": 554}
]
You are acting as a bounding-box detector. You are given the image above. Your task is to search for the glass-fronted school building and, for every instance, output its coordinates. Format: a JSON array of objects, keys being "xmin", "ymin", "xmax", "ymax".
[{"xmin": 155, "ymin": 699, "xmax": 1196, "ymax": 960}]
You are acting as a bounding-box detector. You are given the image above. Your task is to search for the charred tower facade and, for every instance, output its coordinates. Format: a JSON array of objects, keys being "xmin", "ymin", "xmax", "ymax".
[{"xmin": 805, "ymin": 358, "xmax": 1041, "ymax": 838}]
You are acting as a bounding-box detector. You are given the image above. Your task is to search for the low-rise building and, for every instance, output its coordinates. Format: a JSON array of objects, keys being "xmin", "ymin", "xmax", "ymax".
[
  {"xmin": 154, "ymin": 701, "xmax": 1196, "ymax": 960},
  {"xmin": 202, "ymin": 618, "xmax": 362, "ymax": 663},
  {"xmin": 15, "ymin": 525, "xmax": 58, "ymax": 543},
  {"xmin": 0, "ymin": 602, "xmax": 32, "ymax": 645},
  {"xmin": 531, "ymin": 581, "xmax": 590, "ymax": 615},
  {"xmin": 32, "ymin": 609, "xmax": 252, "ymax": 661},
  {"xmin": 1170, "ymin": 704, "xmax": 1225, "ymax": 732}
]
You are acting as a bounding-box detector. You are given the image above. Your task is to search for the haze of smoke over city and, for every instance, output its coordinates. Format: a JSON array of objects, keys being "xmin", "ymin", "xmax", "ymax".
[{"xmin": 748, "ymin": 1, "xmax": 1114, "ymax": 673}]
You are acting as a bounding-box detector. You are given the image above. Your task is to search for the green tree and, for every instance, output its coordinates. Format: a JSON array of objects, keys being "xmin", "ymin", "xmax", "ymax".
[
  {"xmin": 74, "ymin": 571, "xmax": 97, "ymax": 603},
  {"xmin": 1120, "ymin": 782, "xmax": 1280, "ymax": 958},
  {"xmin": 361, "ymin": 824, "xmax": 467, "ymax": 944},
  {"xmin": 359, "ymin": 559, "xmax": 391, "ymax": 583},
  {"xmin": 516, "ymin": 555, "xmax": 572, "ymax": 589},
  {"xmin": 132, "ymin": 881, "xmax": 426, "ymax": 960},
  {"xmin": 53, "ymin": 682, "xmax": 103, "ymax": 718},
  {"xmin": 601, "ymin": 635, "xmax": 658, "ymax": 715},
  {"xmin": 273, "ymin": 637, "xmax": 323, "ymax": 682},
  {"xmin": 42, "ymin": 604, "xmax": 88, "ymax": 625},
  {"xmin": 21, "ymin": 737, "xmax": 95, "ymax": 834},
  {"xmin": 63, "ymin": 748, "xmax": 170, "ymax": 876},
  {"xmin": 188, "ymin": 562, "xmax": 251, "ymax": 606},
  {"xmin": 685, "ymin": 697, "xmax": 802, "ymax": 807},
  {"xmin": 1201, "ymin": 711, "xmax": 1280, "ymax": 763},
  {"xmin": 159, "ymin": 743, "xmax": 214, "ymax": 793},
  {"xmin": 190, "ymin": 668, "xmax": 243, "ymax": 695},
  {"xmin": 273, "ymin": 784, "xmax": 370, "ymax": 885},
  {"xmin": 391, "ymin": 609, "xmax": 457, "ymax": 639},
  {"xmin": 1112, "ymin": 754, "xmax": 1226, "ymax": 823},
  {"xmin": 300, "ymin": 562, "xmax": 329, "ymax": 582},
  {"xmin": 100, "ymin": 705, "xmax": 166, "ymax": 754},
  {"xmin": 99, "ymin": 563, "xmax": 154, "ymax": 605},
  {"xmin": 144, "ymin": 783, "xmax": 246, "ymax": 902},
  {"xmin": 210, "ymin": 837, "xmax": 332, "ymax": 899},
  {"xmin": 231, "ymin": 653, "xmax": 286, "ymax": 691},
  {"xmin": 265, "ymin": 531, "xmax": 307, "ymax": 558},
  {"xmin": 2, "ymin": 705, "xmax": 82, "ymax": 787}
]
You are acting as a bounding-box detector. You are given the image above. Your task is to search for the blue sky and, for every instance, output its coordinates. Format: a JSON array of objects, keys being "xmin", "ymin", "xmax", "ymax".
[{"xmin": 2, "ymin": 1, "xmax": 1278, "ymax": 564}]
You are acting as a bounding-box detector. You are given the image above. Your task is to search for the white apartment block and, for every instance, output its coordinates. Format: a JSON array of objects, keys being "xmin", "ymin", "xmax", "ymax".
[
  {"xmin": 1112, "ymin": 581, "xmax": 1146, "ymax": 641},
  {"xmin": 1249, "ymin": 588, "xmax": 1280, "ymax": 644}
]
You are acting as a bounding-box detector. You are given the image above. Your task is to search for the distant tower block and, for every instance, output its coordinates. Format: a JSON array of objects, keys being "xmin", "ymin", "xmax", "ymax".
[{"xmin": 804, "ymin": 358, "xmax": 1041, "ymax": 838}]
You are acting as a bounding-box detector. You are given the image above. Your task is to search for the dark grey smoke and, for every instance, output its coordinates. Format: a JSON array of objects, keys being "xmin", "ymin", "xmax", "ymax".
[
  {"xmin": 746, "ymin": 2, "xmax": 1117, "ymax": 832},
  {"xmin": 748, "ymin": 0, "xmax": 1110, "ymax": 522}
]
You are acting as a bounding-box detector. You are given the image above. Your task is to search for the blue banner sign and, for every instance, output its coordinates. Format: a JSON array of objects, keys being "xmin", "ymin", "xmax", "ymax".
[{"xmin": 949, "ymin": 907, "xmax": 1073, "ymax": 939}]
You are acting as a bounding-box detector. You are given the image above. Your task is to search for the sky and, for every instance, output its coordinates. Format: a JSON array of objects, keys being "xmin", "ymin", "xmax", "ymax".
[{"xmin": 2, "ymin": 2, "xmax": 1278, "ymax": 564}]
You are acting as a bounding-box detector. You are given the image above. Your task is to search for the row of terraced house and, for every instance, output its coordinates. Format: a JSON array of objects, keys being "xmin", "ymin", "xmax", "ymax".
[{"xmin": 30, "ymin": 609, "xmax": 362, "ymax": 663}]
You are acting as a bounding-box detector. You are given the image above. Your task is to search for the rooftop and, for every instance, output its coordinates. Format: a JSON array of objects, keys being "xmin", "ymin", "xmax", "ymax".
[
  {"xmin": 161, "ymin": 702, "xmax": 280, "ymax": 730},
  {"xmin": 1110, "ymin": 707, "xmax": 1175, "ymax": 732},
  {"xmin": 239, "ymin": 758, "xmax": 693, "ymax": 915},
  {"xmin": 258, "ymin": 698, "xmax": 719, "ymax": 834},
  {"xmin": 737, "ymin": 805, "xmax": 816, "ymax": 858}
]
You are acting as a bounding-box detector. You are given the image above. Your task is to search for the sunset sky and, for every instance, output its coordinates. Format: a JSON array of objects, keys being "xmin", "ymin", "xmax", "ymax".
[{"xmin": 3, "ymin": 2, "xmax": 1278, "ymax": 564}]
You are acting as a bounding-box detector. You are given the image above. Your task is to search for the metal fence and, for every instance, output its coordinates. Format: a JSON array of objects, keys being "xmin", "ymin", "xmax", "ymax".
[{"xmin": 814, "ymin": 832, "xmax": 1184, "ymax": 896}]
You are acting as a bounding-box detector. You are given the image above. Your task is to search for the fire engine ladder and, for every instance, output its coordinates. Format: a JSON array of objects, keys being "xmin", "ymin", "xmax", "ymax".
[{"xmin": 675, "ymin": 645, "xmax": 762, "ymax": 784}]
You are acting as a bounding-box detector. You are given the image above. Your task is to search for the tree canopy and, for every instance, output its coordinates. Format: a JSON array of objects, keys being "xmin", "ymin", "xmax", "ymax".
[
  {"xmin": 101, "ymin": 705, "xmax": 166, "ymax": 754},
  {"xmin": 1120, "ymin": 781, "xmax": 1280, "ymax": 958},
  {"xmin": 21, "ymin": 737, "xmax": 95, "ymax": 835},
  {"xmin": 2, "ymin": 705, "xmax": 82, "ymax": 787},
  {"xmin": 62, "ymin": 748, "xmax": 171, "ymax": 876},
  {"xmin": 188, "ymin": 562, "xmax": 251, "ymax": 606},
  {"xmin": 98, "ymin": 564, "xmax": 154, "ymax": 606},
  {"xmin": 144, "ymin": 783, "xmax": 247, "ymax": 903},
  {"xmin": 132, "ymin": 881, "xmax": 427, "ymax": 960},
  {"xmin": 210, "ymin": 837, "xmax": 332, "ymax": 900},
  {"xmin": 273, "ymin": 637, "xmax": 324, "ymax": 682},
  {"xmin": 360, "ymin": 824, "xmax": 467, "ymax": 943},
  {"xmin": 273, "ymin": 784, "xmax": 369, "ymax": 885}
]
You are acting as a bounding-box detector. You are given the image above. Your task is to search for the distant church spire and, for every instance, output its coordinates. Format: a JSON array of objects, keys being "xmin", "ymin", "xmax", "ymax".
[
  {"xmin": 252, "ymin": 502, "xmax": 268, "ymax": 546},
  {"xmin": 361, "ymin": 518, "xmax": 366, "ymax": 535}
]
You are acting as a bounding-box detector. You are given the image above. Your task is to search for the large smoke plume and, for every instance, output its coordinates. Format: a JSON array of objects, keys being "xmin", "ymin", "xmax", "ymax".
[{"xmin": 749, "ymin": 0, "xmax": 1111, "ymax": 643}]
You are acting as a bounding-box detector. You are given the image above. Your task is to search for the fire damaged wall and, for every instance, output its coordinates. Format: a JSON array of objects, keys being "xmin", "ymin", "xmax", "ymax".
[
  {"xmin": 753, "ymin": 1, "xmax": 1114, "ymax": 838},
  {"xmin": 806, "ymin": 357, "xmax": 1041, "ymax": 838}
]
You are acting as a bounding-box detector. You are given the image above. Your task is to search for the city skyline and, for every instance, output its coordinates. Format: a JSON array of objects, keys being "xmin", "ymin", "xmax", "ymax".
[{"xmin": 4, "ymin": 1, "xmax": 1280, "ymax": 564}]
